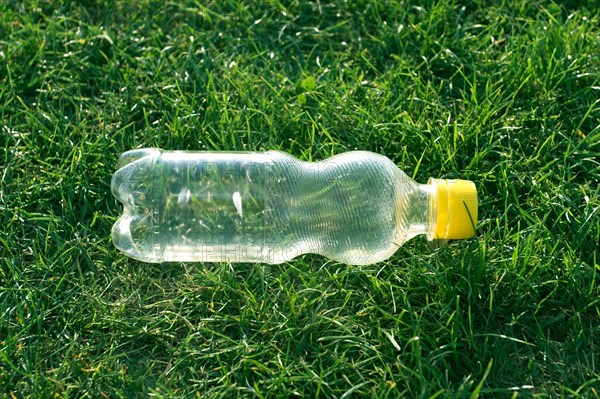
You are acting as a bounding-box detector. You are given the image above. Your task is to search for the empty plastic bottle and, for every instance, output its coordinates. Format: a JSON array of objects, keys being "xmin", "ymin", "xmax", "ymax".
[{"xmin": 112, "ymin": 148, "xmax": 478, "ymax": 265}]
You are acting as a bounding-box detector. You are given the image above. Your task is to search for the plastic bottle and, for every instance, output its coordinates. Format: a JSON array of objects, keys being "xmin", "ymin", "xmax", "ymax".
[{"xmin": 111, "ymin": 148, "xmax": 478, "ymax": 265}]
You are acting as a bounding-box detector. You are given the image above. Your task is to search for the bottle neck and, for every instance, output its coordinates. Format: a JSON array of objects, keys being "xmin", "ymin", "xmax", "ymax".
[{"xmin": 403, "ymin": 183, "xmax": 437, "ymax": 241}]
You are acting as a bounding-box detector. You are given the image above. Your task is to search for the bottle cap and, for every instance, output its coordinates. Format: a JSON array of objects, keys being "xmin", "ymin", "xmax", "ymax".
[{"xmin": 430, "ymin": 178, "xmax": 478, "ymax": 240}]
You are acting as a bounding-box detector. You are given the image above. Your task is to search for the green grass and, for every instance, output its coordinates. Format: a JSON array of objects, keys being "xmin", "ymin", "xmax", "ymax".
[{"xmin": 1, "ymin": 0, "xmax": 599, "ymax": 397}]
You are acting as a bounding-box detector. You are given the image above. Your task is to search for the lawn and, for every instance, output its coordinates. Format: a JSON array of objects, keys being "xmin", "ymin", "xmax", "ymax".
[{"xmin": 1, "ymin": 0, "xmax": 599, "ymax": 397}]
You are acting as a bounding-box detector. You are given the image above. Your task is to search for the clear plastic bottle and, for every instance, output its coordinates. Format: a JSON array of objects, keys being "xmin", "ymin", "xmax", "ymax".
[{"xmin": 112, "ymin": 148, "xmax": 478, "ymax": 264}]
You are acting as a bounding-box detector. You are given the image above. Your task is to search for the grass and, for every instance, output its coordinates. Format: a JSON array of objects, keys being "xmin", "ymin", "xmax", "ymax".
[{"xmin": 1, "ymin": 0, "xmax": 599, "ymax": 397}]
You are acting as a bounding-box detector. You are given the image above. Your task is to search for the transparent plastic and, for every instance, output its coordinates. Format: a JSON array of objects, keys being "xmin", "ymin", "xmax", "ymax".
[{"xmin": 112, "ymin": 149, "xmax": 441, "ymax": 265}]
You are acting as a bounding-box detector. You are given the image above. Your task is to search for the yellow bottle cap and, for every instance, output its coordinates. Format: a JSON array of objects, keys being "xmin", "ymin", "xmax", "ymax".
[{"xmin": 430, "ymin": 178, "xmax": 478, "ymax": 240}]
